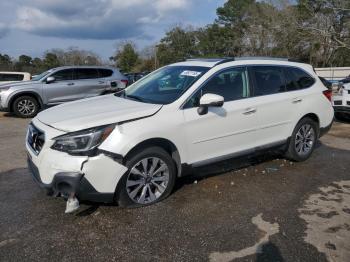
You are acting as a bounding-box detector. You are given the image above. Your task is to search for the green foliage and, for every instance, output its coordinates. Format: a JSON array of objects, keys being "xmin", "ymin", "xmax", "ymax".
[{"xmin": 112, "ymin": 42, "xmax": 139, "ymax": 72}]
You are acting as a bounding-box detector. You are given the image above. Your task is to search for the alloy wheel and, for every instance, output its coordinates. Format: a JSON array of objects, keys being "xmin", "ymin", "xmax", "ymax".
[
  {"xmin": 126, "ymin": 157, "xmax": 170, "ymax": 204},
  {"xmin": 17, "ymin": 99, "xmax": 36, "ymax": 116},
  {"xmin": 294, "ymin": 124, "xmax": 315, "ymax": 156}
]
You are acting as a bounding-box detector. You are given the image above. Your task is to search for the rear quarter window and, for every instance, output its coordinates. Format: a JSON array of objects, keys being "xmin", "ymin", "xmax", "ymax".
[{"xmin": 284, "ymin": 67, "xmax": 315, "ymax": 91}]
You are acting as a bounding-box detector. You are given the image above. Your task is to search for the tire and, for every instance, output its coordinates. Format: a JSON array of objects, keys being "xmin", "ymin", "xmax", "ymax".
[
  {"xmin": 116, "ymin": 146, "xmax": 176, "ymax": 208},
  {"xmin": 285, "ymin": 117, "xmax": 319, "ymax": 162},
  {"xmin": 13, "ymin": 96, "xmax": 39, "ymax": 118}
]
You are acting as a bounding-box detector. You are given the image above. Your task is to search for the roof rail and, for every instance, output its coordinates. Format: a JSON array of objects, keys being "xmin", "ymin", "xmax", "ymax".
[{"xmin": 185, "ymin": 56, "xmax": 301, "ymax": 67}]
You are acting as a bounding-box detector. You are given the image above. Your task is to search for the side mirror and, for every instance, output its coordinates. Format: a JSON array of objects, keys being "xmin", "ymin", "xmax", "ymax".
[
  {"xmin": 46, "ymin": 76, "xmax": 56, "ymax": 84},
  {"xmin": 198, "ymin": 93, "xmax": 224, "ymax": 115}
]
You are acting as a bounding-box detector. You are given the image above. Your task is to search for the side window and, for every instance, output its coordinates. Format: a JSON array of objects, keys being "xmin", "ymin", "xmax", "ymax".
[
  {"xmin": 285, "ymin": 67, "xmax": 315, "ymax": 90},
  {"xmin": 185, "ymin": 67, "xmax": 250, "ymax": 108},
  {"xmin": 98, "ymin": 69, "xmax": 113, "ymax": 78},
  {"xmin": 251, "ymin": 66, "xmax": 285, "ymax": 96},
  {"xmin": 0, "ymin": 74, "xmax": 24, "ymax": 81},
  {"xmin": 51, "ymin": 69, "xmax": 73, "ymax": 81},
  {"xmin": 74, "ymin": 68, "xmax": 99, "ymax": 80}
]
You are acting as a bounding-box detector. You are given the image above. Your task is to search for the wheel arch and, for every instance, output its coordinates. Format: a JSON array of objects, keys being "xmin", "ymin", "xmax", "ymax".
[
  {"xmin": 9, "ymin": 91, "xmax": 43, "ymax": 112},
  {"xmin": 297, "ymin": 113, "xmax": 320, "ymax": 136},
  {"xmin": 123, "ymin": 138, "xmax": 182, "ymax": 177}
]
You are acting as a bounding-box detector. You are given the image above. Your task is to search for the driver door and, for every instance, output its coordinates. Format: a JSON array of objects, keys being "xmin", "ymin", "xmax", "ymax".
[{"xmin": 182, "ymin": 67, "xmax": 261, "ymax": 166}]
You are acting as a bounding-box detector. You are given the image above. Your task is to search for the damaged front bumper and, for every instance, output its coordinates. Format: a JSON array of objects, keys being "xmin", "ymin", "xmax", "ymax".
[{"xmin": 26, "ymin": 120, "xmax": 128, "ymax": 203}]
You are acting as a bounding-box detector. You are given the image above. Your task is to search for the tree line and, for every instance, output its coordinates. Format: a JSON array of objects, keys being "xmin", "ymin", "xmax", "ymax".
[{"xmin": 1, "ymin": 0, "xmax": 349, "ymax": 74}]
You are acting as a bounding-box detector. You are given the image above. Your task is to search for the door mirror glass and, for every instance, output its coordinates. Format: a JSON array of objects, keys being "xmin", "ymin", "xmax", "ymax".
[
  {"xmin": 46, "ymin": 76, "xmax": 56, "ymax": 84},
  {"xmin": 198, "ymin": 93, "xmax": 224, "ymax": 115}
]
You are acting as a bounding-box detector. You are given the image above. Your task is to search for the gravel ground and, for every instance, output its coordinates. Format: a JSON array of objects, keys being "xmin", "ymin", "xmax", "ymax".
[{"xmin": 0, "ymin": 112, "xmax": 349, "ymax": 262}]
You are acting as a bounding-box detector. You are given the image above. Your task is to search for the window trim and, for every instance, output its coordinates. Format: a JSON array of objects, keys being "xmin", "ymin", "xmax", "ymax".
[{"xmin": 180, "ymin": 66, "xmax": 250, "ymax": 110}]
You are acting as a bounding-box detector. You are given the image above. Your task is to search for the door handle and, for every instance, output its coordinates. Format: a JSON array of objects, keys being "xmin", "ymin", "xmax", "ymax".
[
  {"xmin": 292, "ymin": 98, "xmax": 302, "ymax": 103},
  {"xmin": 67, "ymin": 83, "xmax": 74, "ymax": 86},
  {"xmin": 98, "ymin": 81, "xmax": 105, "ymax": 84},
  {"xmin": 243, "ymin": 108, "xmax": 257, "ymax": 115}
]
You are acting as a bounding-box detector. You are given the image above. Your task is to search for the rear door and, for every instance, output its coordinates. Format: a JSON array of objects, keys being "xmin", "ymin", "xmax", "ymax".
[
  {"xmin": 44, "ymin": 68, "xmax": 80, "ymax": 104},
  {"xmin": 73, "ymin": 68, "xmax": 106, "ymax": 98},
  {"xmin": 248, "ymin": 65, "xmax": 295, "ymax": 145}
]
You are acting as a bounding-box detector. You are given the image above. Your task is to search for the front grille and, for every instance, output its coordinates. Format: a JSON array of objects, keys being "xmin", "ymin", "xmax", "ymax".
[
  {"xmin": 27, "ymin": 124, "xmax": 45, "ymax": 155},
  {"xmin": 334, "ymin": 100, "xmax": 342, "ymax": 106}
]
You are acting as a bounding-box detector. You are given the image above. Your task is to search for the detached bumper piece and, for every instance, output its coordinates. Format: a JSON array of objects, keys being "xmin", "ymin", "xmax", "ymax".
[{"xmin": 27, "ymin": 156, "xmax": 114, "ymax": 203}]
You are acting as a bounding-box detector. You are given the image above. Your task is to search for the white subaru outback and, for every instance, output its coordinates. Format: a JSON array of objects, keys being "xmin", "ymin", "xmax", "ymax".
[{"xmin": 26, "ymin": 58, "xmax": 334, "ymax": 209}]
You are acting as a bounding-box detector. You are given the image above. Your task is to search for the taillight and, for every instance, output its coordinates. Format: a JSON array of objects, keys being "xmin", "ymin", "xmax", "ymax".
[
  {"xmin": 121, "ymin": 80, "xmax": 128, "ymax": 86},
  {"xmin": 323, "ymin": 89, "xmax": 332, "ymax": 102}
]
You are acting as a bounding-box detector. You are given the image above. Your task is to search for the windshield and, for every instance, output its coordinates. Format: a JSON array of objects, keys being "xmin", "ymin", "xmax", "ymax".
[
  {"xmin": 31, "ymin": 69, "xmax": 53, "ymax": 81},
  {"xmin": 120, "ymin": 66, "xmax": 209, "ymax": 104}
]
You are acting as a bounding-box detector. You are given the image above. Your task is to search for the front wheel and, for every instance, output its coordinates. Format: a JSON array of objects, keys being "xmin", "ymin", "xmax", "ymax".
[
  {"xmin": 13, "ymin": 96, "xmax": 39, "ymax": 118},
  {"xmin": 116, "ymin": 147, "xmax": 176, "ymax": 208},
  {"xmin": 285, "ymin": 118, "xmax": 318, "ymax": 162}
]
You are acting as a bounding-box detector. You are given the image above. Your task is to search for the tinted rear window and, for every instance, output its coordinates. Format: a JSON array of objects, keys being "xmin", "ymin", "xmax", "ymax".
[
  {"xmin": 74, "ymin": 68, "xmax": 99, "ymax": 80},
  {"xmin": 98, "ymin": 69, "xmax": 113, "ymax": 78},
  {"xmin": 0, "ymin": 74, "xmax": 24, "ymax": 81},
  {"xmin": 284, "ymin": 67, "xmax": 315, "ymax": 91},
  {"xmin": 251, "ymin": 66, "xmax": 285, "ymax": 96}
]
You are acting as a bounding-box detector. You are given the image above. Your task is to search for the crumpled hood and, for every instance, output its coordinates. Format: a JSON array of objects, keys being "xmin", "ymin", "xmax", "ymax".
[{"xmin": 37, "ymin": 94, "xmax": 162, "ymax": 132}]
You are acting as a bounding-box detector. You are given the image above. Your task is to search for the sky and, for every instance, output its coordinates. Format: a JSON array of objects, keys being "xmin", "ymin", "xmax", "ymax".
[{"xmin": 0, "ymin": 0, "xmax": 226, "ymax": 61}]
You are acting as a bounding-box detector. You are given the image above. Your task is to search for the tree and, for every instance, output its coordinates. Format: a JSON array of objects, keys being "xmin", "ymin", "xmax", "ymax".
[
  {"xmin": 297, "ymin": 0, "xmax": 350, "ymax": 66},
  {"xmin": 0, "ymin": 54, "xmax": 13, "ymax": 71},
  {"xmin": 43, "ymin": 53, "xmax": 60, "ymax": 69},
  {"xmin": 111, "ymin": 42, "xmax": 139, "ymax": 72},
  {"xmin": 157, "ymin": 26, "xmax": 199, "ymax": 66}
]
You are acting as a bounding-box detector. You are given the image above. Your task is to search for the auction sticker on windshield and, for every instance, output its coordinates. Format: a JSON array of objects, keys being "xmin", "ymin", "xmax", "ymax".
[{"xmin": 180, "ymin": 71, "xmax": 202, "ymax": 77}]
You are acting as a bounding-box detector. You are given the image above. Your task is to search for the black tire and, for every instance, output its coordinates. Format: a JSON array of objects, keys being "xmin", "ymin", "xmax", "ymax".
[
  {"xmin": 285, "ymin": 117, "xmax": 319, "ymax": 162},
  {"xmin": 13, "ymin": 96, "xmax": 39, "ymax": 118},
  {"xmin": 116, "ymin": 146, "xmax": 176, "ymax": 208}
]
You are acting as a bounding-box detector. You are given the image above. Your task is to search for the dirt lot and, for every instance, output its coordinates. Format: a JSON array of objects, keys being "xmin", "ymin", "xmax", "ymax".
[{"xmin": 0, "ymin": 112, "xmax": 349, "ymax": 262}]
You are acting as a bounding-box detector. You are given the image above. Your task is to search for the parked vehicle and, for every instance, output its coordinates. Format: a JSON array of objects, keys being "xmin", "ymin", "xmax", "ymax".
[
  {"xmin": 332, "ymin": 82, "xmax": 350, "ymax": 119},
  {"xmin": 26, "ymin": 58, "xmax": 334, "ymax": 209},
  {"xmin": 0, "ymin": 71, "xmax": 31, "ymax": 84},
  {"xmin": 125, "ymin": 72, "xmax": 150, "ymax": 85},
  {"xmin": 0, "ymin": 66, "xmax": 128, "ymax": 118}
]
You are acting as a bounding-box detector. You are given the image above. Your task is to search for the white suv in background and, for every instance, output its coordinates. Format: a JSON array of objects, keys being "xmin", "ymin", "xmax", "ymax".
[
  {"xmin": 26, "ymin": 58, "xmax": 334, "ymax": 209},
  {"xmin": 0, "ymin": 71, "xmax": 31, "ymax": 84}
]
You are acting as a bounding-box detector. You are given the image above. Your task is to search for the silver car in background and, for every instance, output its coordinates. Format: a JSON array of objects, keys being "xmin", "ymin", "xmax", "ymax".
[{"xmin": 0, "ymin": 66, "xmax": 128, "ymax": 118}]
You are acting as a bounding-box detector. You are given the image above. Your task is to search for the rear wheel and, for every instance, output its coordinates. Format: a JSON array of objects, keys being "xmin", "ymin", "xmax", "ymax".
[
  {"xmin": 13, "ymin": 96, "xmax": 39, "ymax": 118},
  {"xmin": 285, "ymin": 118, "xmax": 318, "ymax": 162},
  {"xmin": 116, "ymin": 147, "xmax": 176, "ymax": 208}
]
